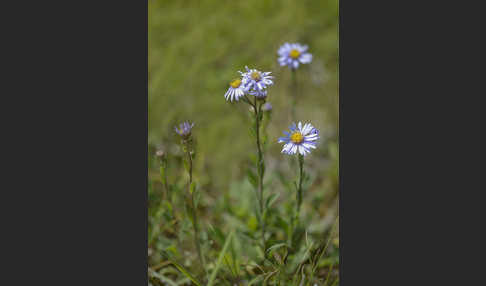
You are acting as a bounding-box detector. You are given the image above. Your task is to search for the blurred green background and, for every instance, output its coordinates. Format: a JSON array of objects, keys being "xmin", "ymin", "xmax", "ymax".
[
  {"xmin": 149, "ymin": 0, "xmax": 338, "ymax": 190},
  {"xmin": 149, "ymin": 1, "xmax": 339, "ymax": 283}
]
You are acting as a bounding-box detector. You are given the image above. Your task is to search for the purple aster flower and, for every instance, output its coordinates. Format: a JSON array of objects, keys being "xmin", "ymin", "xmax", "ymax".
[
  {"xmin": 278, "ymin": 122, "xmax": 319, "ymax": 156},
  {"xmin": 240, "ymin": 66, "xmax": 273, "ymax": 98},
  {"xmin": 224, "ymin": 78, "xmax": 246, "ymax": 102},
  {"xmin": 174, "ymin": 121, "xmax": 194, "ymax": 139},
  {"xmin": 278, "ymin": 43, "xmax": 312, "ymax": 70}
]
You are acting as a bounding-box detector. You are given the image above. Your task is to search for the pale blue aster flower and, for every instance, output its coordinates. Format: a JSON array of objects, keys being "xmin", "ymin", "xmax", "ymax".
[
  {"xmin": 249, "ymin": 89, "xmax": 267, "ymax": 98},
  {"xmin": 174, "ymin": 121, "xmax": 194, "ymax": 138},
  {"xmin": 278, "ymin": 122, "xmax": 319, "ymax": 156},
  {"xmin": 240, "ymin": 66, "xmax": 273, "ymax": 97},
  {"xmin": 278, "ymin": 43, "xmax": 312, "ymax": 69},
  {"xmin": 224, "ymin": 78, "xmax": 246, "ymax": 102}
]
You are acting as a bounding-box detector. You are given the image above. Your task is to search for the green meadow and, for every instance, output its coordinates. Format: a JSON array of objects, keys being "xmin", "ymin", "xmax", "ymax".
[{"xmin": 149, "ymin": 0, "xmax": 339, "ymax": 285}]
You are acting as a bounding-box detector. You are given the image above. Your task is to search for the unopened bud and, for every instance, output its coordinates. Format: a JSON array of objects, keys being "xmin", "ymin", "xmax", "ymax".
[
  {"xmin": 155, "ymin": 149, "xmax": 165, "ymax": 158},
  {"xmin": 262, "ymin": 102, "xmax": 272, "ymax": 112}
]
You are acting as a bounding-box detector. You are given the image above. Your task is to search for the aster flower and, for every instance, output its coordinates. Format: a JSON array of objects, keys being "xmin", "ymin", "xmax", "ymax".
[
  {"xmin": 278, "ymin": 122, "xmax": 319, "ymax": 156},
  {"xmin": 248, "ymin": 89, "xmax": 267, "ymax": 98},
  {"xmin": 174, "ymin": 121, "xmax": 194, "ymax": 139},
  {"xmin": 224, "ymin": 78, "xmax": 246, "ymax": 102},
  {"xmin": 240, "ymin": 66, "xmax": 273, "ymax": 97},
  {"xmin": 278, "ymin": 43, "xmax": 312, "ymax": 69}
]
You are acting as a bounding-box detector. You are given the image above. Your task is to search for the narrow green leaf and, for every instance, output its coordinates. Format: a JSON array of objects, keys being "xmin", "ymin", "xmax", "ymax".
[
  {"xmin": 183, "ymin": 156, "xmax": 190, "ymax": 172},
  {"xmin": 312, "ymin": 218, "xmax": 339, "ymax": 273},
  {"xmin": 148, "ymin": 269, "xmax": 178, "ymax": 286},
  {"xmin": 159, "ymin": 166, "xmax": 165, "ymax": 183},
  {"xmin": 190, "ymin": 181, "xmax": 196, "ymax": 194},
  {"xmin": 168, "ymin": 260, "xmax": 202, "ymax": 286},
  {"xmin": 247, "ymin": 169, "xmax": 258, "ymax": 188},
  {"xmin": 185, "ymin": 199, "xmax": 195, "ymax": 225},
  {"xmin": 194, "ymin": 188, "xmax": 200, "ymax": 208},
  {"xmin": 207, "ymin": 230, "xmax": 235, "ymax": 286},
  {"xmin": 266, "ymin": 242, "xmax": 288, "ymax": 254},
  {"xmin": 263, "ymin": 270, "xmax": 278, "ymax": 286},
  {"xmin": 248, "ymin": 275, "xmax": 264, "ymax": 286},
  {"xmin": 248, "ymin": 126, "xmax": 256, "ymax": 139},
  {"xmin": 265, "ymin": 193, "xmax": 280, "ymax": 209},
  {"xmin": 330, "ymin": 278, "xmax": 339, "ymax": 286}
]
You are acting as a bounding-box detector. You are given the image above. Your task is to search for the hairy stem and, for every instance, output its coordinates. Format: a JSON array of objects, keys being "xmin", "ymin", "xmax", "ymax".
[
  {"xmin": 186, "ymin": 148, "xmax": 206, "ymax": 276},
  {"xmin": 290, "ymin": 154, "xmax": 305, "ymax": 248},
  {"xmin": 253, "ymin": 97, "xmax": 266, "ymax": 250},
  {"xmin": 297, "ymin": 154, "xmax": 304, "ymax": 218}
]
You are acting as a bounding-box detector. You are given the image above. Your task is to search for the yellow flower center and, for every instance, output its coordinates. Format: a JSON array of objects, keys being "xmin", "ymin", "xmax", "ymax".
[
  {"xmin": 289, "ymin": 49, "xmax": 300, "ymax": 59},
  {"xmin": 230, "ymin": 79, "xmax": 241, "ymax": 88},
  {"xmin": 290, "ymin": 132, "xmax": 304, "ymax": 144},
  {"xmin": 251, "ymin": 71, "xmax": 261, "ymax": 81}
]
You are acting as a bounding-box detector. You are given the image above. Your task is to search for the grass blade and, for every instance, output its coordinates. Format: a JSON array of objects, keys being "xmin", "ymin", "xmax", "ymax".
[
  {"xmin": 266, "ymin": 242, "xmax": 288, "ymax": 254},
  {"xmin": 207, "ymin": 230, "xmax": 235, "ymax": 286},
  {"xmin": 248, "ymin": 274, "xmax": 264, "ymax": 286},
  {"xmin": 148, "ymin": 268, "xmax": 178, "ymax": 286},
  {"xmin": 167, "ymin": 259, "xmax": 202, "ymax": 286}
]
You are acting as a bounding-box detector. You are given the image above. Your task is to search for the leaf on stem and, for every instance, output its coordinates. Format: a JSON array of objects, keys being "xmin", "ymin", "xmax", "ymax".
[{"xmin": 247, "ymin": 168, "xmax": 258, "ymax": 188}]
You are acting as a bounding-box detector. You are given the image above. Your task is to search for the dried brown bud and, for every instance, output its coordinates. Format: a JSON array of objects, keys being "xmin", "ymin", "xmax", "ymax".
[{"xmin": 155, "ymin": 150, "xmax": 165, "ymax": 158}]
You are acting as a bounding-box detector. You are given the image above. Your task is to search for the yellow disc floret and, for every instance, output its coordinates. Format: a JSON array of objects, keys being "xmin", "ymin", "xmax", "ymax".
[
  {"xmin": 289, "ymin": 49, "xmax": 300, "ymax": 59},
  {"xmin": 251, "ymin": 71, "xmax": 261, "ymax": 81},
  {"xmin": 230, "ymin": 79, "xmax": 241, "ymax": 88},
  {"xmin": 290, "ymin": 131, "xmax": 304, "ymax": 144}
]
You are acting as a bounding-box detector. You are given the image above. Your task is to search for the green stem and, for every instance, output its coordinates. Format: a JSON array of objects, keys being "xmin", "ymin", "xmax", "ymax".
[
  {"xmin": 290, "ymin": 69, "xmax": 297, "ymax": 121},
  {"xmin": 186, "ymin": 148, "xmax": 206, "ymax": 276},
  {"xmin": 160, "ymin": 159, "xmax": 170, "ymax": 203},
  {"xmin": 290, "ymin": 154, "xmax": 304, "ymax": 248},
  {"xmin": 297, "ymin": 154, "xmax": 304, "ymax": 218},
  {"xmin": 253, "ymin": 97, "xmax": 266, "ymax": 251}
]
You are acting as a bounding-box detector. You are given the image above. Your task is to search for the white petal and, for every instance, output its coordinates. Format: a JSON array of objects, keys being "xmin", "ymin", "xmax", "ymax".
[
  {"xmin": 303, "ymin": 142, "xmax": 316, "ymax": 149},
  {"xmin": 301, "ymin": 123, "xmax": 311, "ymax": 135},
  {"xmin": 304, "ymin": 134, "xmax": 319, "ymax": 141},
  {"xmin": 290, "ymin": 144, "xmax": 298, "ymax": 154},
  {"xmin": 282, "ymin": 143, "xmax": 293, "ymax": 153},
  {"xmin": 299, "ymin": 53, "xmax": 312, "ymax": 64},
  {"xmin": 298, "ymin": 146, "xmax": 306, "ymax": 155}
]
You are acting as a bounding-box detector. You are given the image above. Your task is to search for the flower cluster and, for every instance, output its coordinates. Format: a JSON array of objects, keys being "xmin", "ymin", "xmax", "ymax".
[
  {"xmin": 278, "ymin": 43, "xmax": 312, "ymax": 70},
  {"xmin": 278, "ymin": 122, "xmax": 319, "ymax": 156},
  {"xmin": 224, "ymin": 66, "xmax": 274, "ymax": 102},
  {"xmin": 222, "ymin": 44, "xmax": 319, "ymax": 156}
]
